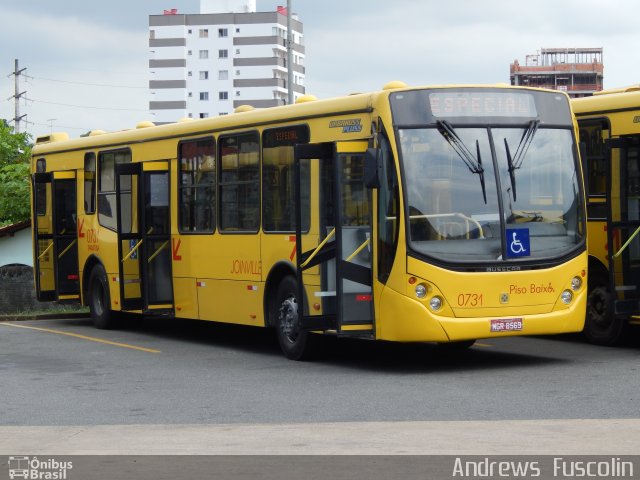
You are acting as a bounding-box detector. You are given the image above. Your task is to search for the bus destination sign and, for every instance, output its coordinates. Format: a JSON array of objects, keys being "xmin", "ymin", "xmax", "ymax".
[
  {"xmin": 263, "ymin": 125, "xmax": 310, "ymax": 148},
  {"xmin": 429, "ymin": 92, "xmax": 538, "ymax": 118}
]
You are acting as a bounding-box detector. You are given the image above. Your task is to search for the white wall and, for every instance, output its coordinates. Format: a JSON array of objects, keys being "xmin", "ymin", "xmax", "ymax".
[
  {"xmin": 151, "ymin": 25, "xmax": 186, "ymax": 39},
  {"xmin": 0, "ymin": 228, "xmax": 33, "ymax": 267}
]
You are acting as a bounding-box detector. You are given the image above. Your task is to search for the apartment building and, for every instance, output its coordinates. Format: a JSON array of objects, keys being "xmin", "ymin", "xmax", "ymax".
[{"xmin": 149, "ymin": 0, "xmax": 306, "ymax": 124}]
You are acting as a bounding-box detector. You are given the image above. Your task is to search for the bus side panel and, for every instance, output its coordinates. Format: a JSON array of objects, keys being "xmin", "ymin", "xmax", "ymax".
[
  {"xmin": 94, "ymin": 227, "xmax": 123, "ymax": 311},
  {"xmin": 587, "ymin": 219, "xmax": 609, "ymax": 269},
  {"xmin": 196, "ymin": 279, "xmax": 263, "ymax": 326},
  {"xmin": 170, "ymin": 235, "xmax": 206, "ymax": 320},
  {"xmin": 260, "ymin": 234, "xmax": 322, "ymax": 283},
  {"xmin": 175, "ymin": 234, "xmax": 262, "ymax": 325},
  {"xmin": 75, "ymin": 212, "xmax": 123, "ymax": 312},
  {"xmin": 173, "ymin": 276, "xmax": 199, "ymax": 319}
]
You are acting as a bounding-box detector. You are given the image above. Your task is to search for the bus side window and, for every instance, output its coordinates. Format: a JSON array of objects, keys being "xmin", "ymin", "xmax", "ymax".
[
  {"xmin": 262, "ymin": 125, "xmax": 310, "ymax": 233},
  {"xmin": 97, "ymin": 150, "xmax": 131, "ymax": 231},
  {"xmin": 35, "ymin": 158, "xmax": 47, "ymax": 216},
  {"xmin": 580, "ymin": 121, "xmax": 609, "ymax": 196},
  {"xmin": 178, "ymin": 138, "xmax": 216, "ymax": 233},
  {"xmin": 84, "ymin": 152, "xmax": 96, "ymax": 214},
  {"xmin": 340, "ymin": 154, "xmax": 369, "ymax": 227},
  {"xmin": 219, "ymin": 132, "xmax": 260, "ymax": 232},
  {"xmin": 262, "ymin": 163, "xmax": 284, "ymax": 230},
  {"xmin": 377, "ymin": 134, "xmax": 399, "ymax": 283}
]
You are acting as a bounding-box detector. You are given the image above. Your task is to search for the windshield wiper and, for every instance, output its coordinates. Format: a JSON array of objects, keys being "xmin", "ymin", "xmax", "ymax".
[
  {"xmin": 504, "ymin": 119, "xmax": 540, "ymax": 201},
  {"xmin": 437, "ymin": 120, "xmax": 487, "ymax": 204}
]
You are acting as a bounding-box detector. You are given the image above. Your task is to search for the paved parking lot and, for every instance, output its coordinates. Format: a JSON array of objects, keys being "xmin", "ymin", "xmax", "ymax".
[{"xmin": 1, "ymin": 316, "xmax": 639, "ymax": 453}]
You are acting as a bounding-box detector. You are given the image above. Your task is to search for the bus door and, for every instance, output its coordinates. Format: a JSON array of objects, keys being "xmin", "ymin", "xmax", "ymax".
[
  {"xmin": 115, "ymin": 162, "xmax": 173, "ymax": 314},
  {"xmin": 33, "ymin": 171, "xmax": 80, "ymax": 301},
  {"xmin": 608, "ymin": 135, "xmax": 640, "ymax": 314},
  {"xmin": 294, "ymin": 142, "xmax": 374, "ymax": 337}
]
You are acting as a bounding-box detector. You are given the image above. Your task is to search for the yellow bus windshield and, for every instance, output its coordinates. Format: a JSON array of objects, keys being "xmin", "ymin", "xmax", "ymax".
[{"xmin": 393, "ymin": 89, "xmax": 584, "ymax": 264}]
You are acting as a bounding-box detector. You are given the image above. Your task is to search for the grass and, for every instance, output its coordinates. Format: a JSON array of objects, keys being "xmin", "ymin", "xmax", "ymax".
[{"xmin": 0, "ymin": 303, "xmax": 89, "ymax": 319}]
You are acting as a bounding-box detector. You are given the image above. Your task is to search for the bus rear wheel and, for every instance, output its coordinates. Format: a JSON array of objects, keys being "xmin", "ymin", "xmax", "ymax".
[
  {"xmin": 584, "ymin": 272, "xmax": 624, "ymax": 345},
  {"xmin": 88, "ymin": 264, "xmax": 118, "ymax": 330},
  {"xmin": 275, "ymin": 276, "xmax": 315, "ymax": 360}
]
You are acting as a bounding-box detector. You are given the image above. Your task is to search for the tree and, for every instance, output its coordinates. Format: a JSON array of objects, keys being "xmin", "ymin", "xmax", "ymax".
[{"xmin": 0, "ymin": 120, "xmax": 32, "ymax": 226}]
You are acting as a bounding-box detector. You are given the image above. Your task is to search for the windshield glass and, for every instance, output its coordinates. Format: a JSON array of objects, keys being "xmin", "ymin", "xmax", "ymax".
[
  {"xmin": 496, "ymin": 128, "xmax": 582, "ymax": 257},
  {"xmin": 401, "ymin": 126, "xmax": 583, "ymax": 264},
  {"xmin": 402, "ymin": 128, "xmax": 502, "ymax": 262}
]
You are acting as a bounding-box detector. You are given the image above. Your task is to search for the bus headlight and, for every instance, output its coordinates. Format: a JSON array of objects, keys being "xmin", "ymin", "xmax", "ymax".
[
  {"xmin": 415, "ymin": 284, "xmax": 427, "ymax": 298},
  {"xmin": 429, "ymin": 296, "xmax": 443, "ymax": 311},
  {"xmin": 571, "ymin": 276, "xmax": 582, "ymax": 291},
  {"xmin": 561, "ymin": 290, "xmax": 573, "ymax": 305}
]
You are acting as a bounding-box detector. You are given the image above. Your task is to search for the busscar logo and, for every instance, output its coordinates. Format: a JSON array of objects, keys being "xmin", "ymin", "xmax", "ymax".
[
  {"xmin": 329, "ymin": 118, "xmax": 362, "ymax": 133},
  {"xmin": 486, "ymin": 266, "xmax": 522, "ymax": 272},
  {"xmin": 8, "ymin": 456, "xmax": 73, "ymax": 479},
  {"xmin": 633, "ymin": 115, "xmax": 640, "ymax": 124}
]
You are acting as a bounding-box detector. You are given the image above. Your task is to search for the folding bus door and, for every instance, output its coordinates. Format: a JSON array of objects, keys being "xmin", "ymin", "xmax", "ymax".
[
  {"xmin": 33, "ymin": 170, "xmax": 80, "ymax": 301},
  {"xmin": 294, "ymin": 142, "xmax": 374, "ymax": 337},
  {"xmin": 116, "ymin": 162, "xmax": 173, "ymax": 315},
  {"xmin": 608, "ymin": 135, "xmax": 640, "ymax": 315}
]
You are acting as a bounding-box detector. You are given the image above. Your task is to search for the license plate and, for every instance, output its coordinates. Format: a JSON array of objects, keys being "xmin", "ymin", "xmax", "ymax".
[{"xmin": 490, "ymin": 318, "xmax": 523, "ymax": 332}]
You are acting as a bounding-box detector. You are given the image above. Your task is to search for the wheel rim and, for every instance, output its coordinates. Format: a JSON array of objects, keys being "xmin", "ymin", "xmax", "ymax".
[
  {"xmin": 278, "ymin": 295, "xmax": 299, "ymax": 344},
  {"xmin": 93, "ymin": 281, "xmax": 105, "ymax": 317}
]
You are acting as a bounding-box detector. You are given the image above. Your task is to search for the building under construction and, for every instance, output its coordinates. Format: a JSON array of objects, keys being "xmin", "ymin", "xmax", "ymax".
[{"xmin": 510, "ymin": 48, "xmax": 603, "ymax": 97}]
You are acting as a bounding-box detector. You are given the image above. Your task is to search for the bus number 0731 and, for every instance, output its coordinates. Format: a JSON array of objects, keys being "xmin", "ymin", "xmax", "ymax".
[{"xmin": 457, "ymin": 293, "xmax": 483, "ymax": 307}]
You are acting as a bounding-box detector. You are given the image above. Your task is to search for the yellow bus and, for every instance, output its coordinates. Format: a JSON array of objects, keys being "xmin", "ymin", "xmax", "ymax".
[
  {"xmin": 31, "ymin": 83, "xmax": 587, "ymax": 359},
  {"xmin": 572, "ymin": 86, "xmax": 640, "ymax": 344}
]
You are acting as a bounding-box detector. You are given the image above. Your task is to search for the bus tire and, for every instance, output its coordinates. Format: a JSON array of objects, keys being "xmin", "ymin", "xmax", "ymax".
[
  {"xmin": 88, "ymin": 264, "xmax": 118, "ymax": 330},
  {"xmin": 275, "ymin": 276, "xmax": 315, "ymax": 360},
  {"xmin": 584, "ymin": 272, "xmax": 623, "ymax": 345}
]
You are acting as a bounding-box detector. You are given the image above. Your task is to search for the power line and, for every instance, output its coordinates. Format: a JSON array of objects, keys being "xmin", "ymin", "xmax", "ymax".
[
  {"xmin": 28, "ymin": 97, "xmax": 148, "ymax": 112},
  {"xmin": 25, "ymin": 74, "xmax": 146, "ymax": 90},
  {"xmin": 30, "ymin": 120, "xmax": 89, "ymax": 132},
  {"xmin": 64, "ymin": 66, "xmax": 148, "ymax": 76}
]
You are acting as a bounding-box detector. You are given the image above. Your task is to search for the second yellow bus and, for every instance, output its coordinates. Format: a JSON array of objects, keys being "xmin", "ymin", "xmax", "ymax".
[{"xmin": 573, "ymin": 86, "xmax": 640, "ymax": 344}]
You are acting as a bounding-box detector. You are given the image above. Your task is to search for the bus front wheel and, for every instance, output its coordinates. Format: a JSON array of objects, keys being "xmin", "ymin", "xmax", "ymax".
[
  {"xmin": 275, "ymin": 276, "xmax": 315, "ymax": 360},
  {"xmin": 584, "ymin": 272, "xmax": 624, "ymax": 345},
  {"xmin": 88, "ymin": 264, "xmax": 118, "ymax": 330}
]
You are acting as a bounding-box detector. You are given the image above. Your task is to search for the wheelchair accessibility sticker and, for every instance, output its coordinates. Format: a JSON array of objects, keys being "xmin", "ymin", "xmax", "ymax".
[
  {"xmin": 506, "ymin": 228, "xmax": 530, "ymax": 258},
  {"xmin": 129, "ymin": 239, "xmax": 138, "ymax": 260}
]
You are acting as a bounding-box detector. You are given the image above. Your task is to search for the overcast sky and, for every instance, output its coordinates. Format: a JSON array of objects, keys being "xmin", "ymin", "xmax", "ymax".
[{"xmin": 1, "ymin": 0, "xmax": 638, "ymax": 138}]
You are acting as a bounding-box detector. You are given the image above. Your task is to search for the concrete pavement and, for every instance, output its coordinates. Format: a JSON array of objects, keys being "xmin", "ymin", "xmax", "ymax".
[{"xmin": 2, "ymin": 419, "xmax": 639, "ymax": 455}]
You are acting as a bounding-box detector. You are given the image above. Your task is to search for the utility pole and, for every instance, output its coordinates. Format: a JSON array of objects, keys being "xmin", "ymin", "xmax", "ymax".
[
  {"xmin": 9, "ymin": 59, "xmax": 27, "ymax": 133},
  {"xmin": 286, "ymin": 0, "xmax": 294, "ymax": 105}
]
